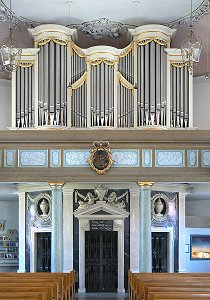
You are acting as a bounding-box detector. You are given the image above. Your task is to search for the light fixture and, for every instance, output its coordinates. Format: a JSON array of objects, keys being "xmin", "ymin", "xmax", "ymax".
[
  {"xmin": 0, "ymin": 0, "xmax": 21, "ymax": 73},
  {"xmin": 205, "ymin": 15, "xmax": 210, "ymax": 79},
  {"xmin": 181, "ymin": 0, "xmax": 202, "ymax": 74}
]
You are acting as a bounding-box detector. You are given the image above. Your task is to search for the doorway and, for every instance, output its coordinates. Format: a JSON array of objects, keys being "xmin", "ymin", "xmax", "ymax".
[
  {"xmin": 37, "ymin": 232, "xmax": 51, "ymax": 272},
  {"xmin": 85, "ymin": 231, "xmax": 118, "ymax": 292},
  {"xmin": 152, "ymin": 232, "xmax": 167, "ymax": 272}
]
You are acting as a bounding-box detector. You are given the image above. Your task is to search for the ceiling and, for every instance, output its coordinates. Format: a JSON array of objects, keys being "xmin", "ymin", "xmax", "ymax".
[
  {"xmin": 0, "ymin": 0, "xmax": 204, "ymax": 25},
  {"xmin": 0, "ymin": 0, "xmax": 210, "ymax": 77}
]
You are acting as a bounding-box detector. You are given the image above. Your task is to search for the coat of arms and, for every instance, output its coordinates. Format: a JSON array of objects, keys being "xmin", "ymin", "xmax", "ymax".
[{"xmin": 88, "ymin": 141, "xmax": 113, "ymax": 175}]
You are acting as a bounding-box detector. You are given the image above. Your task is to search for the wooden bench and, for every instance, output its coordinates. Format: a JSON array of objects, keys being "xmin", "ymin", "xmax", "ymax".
[
  {"xmin": 149, "ymin": 292, "xmax": 210, "ymax": 300},
  {"xmin": 0, "ymin": 270, "xmax": 76, "ymax": 300},
  {"xmin": 0, "ymin": 291, "xmax": 48, "ymax": 300},
  {"xmin": 128, "ymin": 271, "xmax": 210, "ymax": 300}
]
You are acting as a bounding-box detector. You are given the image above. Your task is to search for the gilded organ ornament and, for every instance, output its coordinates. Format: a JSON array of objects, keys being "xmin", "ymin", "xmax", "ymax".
[{"xmin": 88, "ymin": 141, "xmax": 113, "ymax": 174}]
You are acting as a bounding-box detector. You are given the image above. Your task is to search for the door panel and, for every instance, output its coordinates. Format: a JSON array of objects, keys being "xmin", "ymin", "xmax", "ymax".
[
  {"xmin": 85, "ymin": 231, "xmax": 118, "ymax": 292},
  {"xmin": 37, "ymin": 232, "xmax": 51, "ymax": 272},
  {"xmin": 152, "ymin": 232, "xmax": 167, "ymax": 272}
]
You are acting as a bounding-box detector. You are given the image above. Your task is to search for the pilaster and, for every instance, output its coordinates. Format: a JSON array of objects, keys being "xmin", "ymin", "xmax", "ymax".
[
  {"xmin": 178, "ymin": 192, "xmax": 188, "ymax": 273},
  {"xmin": 63, "ymin": 187, "xmax": 74, "ymax": 272},
  {"xmin": 137, "ymin": 182, "xmax": 154, "ymax": 272},
  {"xmin": 49, "ymin": 182, "xmax": 64, "ymax": 272},
  {"xmin": 17, "ymin": 192, "xmax": 26, "ymax": 273}
]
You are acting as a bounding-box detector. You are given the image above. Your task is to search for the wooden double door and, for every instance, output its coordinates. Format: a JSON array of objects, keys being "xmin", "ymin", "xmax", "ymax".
[{"xmin": 85, "ymin": 231, "xmax": 118, "ymax": 292}]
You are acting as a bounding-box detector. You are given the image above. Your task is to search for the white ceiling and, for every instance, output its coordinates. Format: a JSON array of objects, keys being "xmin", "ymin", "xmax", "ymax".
[{"xmin": 2, "ymin": 0, "xmax": 204, "ymax": 25}]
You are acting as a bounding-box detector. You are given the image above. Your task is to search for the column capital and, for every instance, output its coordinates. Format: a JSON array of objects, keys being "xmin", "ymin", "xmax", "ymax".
[
  {"xmin": 137, "ymin": 182, "xmax": 154, "ymax": 188},
  {"xmin": 49, "ymin": 182, "xmax": 65, "ymax": 190}
]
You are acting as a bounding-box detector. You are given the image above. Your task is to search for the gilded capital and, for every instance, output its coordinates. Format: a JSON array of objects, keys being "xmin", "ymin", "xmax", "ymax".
[
  {"xmin": 49, "ymin": 182, "xmax": 65, "ymax": 190},
  {"xmin": 137, "ymin": 182, "xmax": 154, "ymax": 188}
]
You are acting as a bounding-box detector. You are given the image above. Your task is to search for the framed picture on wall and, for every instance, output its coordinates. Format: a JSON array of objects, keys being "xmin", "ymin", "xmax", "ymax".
[{"xmin": 190, "ymin": 235, "xmax": 210, "ymax": 260}]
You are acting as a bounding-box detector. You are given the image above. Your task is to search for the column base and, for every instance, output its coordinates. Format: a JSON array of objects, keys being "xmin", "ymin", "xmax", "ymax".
[
  {"xmin": 117, "ymin": 288, "xmax": 125, "ymax": 293},
  {"xmin": 78, "ymin": 288, "xmax": 86, "ymax": 293},
  {"xmin": 177, "ymin": 269, "xmax": 187, "ymax": 273},
  {"xmin": 17, "ymin": 269, "xmax": 26, "ymax": 273}
]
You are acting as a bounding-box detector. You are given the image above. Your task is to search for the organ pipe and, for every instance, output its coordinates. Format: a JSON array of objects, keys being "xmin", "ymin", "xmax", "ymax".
[{"xmin": 13, "ymin": 24, "xmax": 193, "ymax": 130}]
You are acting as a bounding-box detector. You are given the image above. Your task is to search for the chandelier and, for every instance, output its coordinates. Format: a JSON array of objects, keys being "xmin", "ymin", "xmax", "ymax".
[
  {"xmin": 0, "ymin": 0, "xmax": 21, "ymax": 73},
  {"xmin": 181, "ymin": 0, "xmax": 202, "ymax": 74}
]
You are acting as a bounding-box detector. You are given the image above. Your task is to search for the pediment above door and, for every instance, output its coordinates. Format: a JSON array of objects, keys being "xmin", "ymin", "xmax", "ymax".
[{"xmin": 74, "ymin": 201, "xmax": 129, "ymax": 220}]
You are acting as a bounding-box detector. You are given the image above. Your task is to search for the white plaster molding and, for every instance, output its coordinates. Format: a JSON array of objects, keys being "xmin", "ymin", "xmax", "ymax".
[
  {"xmin": 18, "ymin": 192, "xmax": 26, "ymax": 273},
  {"xmin": 63, "ymin": 189, "xmax": 74, "ymax": 272},
  {"xmin": 129, "ymin": 24, "xmax": 176, "ymax": 46},
  {"xmin": 178, "ymin": 192, "xmax": 188, "ymax": 273},
  {"xmin": 152, "ymin": 226, "xmax": 174, "ymax": 273},
  {"xmin": 153, "ymin": 183, "xmax": 191, "ymax": 193},
  {"xmin": 30, "ymin": 227, "xmax": 51, "ymax": 272},
  {"xmin": 29, "ymin": 24, "xmax": 76, "ymax": 41},
  {"xmin": 74, "ymin": 201, "xmax": 129, "ymax": 220},
  {"xmin": 130, "ymin": 189, "xmax": 140, "ymax": 272}
]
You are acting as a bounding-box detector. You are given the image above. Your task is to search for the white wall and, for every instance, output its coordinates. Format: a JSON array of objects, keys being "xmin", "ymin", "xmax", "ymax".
[
  {"xmin": 185, "ymin": 228, "xmax": 210, "ymax": 272},
  {"xmin": 193, "ymin": 76, "xmax": 210, "ymax": 129},
  {"xmin": 0, "ymin": 198, "xmax": 19, "ymax": 272},
  {"xmin": 0, "ymin": 199, "xmax": 19, "ymax": 232},
  {"xmin": 186, "ymin": 198, "xmax": 210, "ymax": 228},
  {"xmin": 0, "ymin": 79, "xmax": 12, "ymax": 129}
]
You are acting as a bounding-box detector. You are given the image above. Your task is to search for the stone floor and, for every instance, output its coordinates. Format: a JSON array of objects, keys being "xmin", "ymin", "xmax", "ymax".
[{"xmin": 75, "ymin": 293, "xmax": 128, "ymax": 299}]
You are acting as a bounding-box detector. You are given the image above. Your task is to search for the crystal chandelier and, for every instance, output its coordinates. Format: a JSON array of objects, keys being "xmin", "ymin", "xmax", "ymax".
[
  {"xmin": 181, "ymin": 0, "xmax": 202, "ymax": 74},
  {"xmin": 0, "ymin": 0, "xmax": 21, "ymax": 73}
]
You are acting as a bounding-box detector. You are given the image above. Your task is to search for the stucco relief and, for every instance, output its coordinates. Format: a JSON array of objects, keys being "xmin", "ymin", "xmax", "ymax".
[{"xmin": 19, "ymin": 150, "xmax": 48, "ymax": 166}]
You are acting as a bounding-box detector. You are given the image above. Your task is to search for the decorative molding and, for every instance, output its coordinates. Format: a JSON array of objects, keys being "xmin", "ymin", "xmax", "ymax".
[
  {"xmin": 151, "ymin": 192, "xmax": 178, "ymax": 227},
  {"xmin": 4, "ymin": 150, "xmax": 16, "ymax": 167},
  {"xmin": 50, "ymin": 150, "xmax": 61, "ymax": 167},
  {"xmin": 142, "ymin": 149, "xmax": 152, "ymax": 167},
  {"xmin": 155, "ymin": 150, "xmax": 185, "ymax": 167},
  {"xmin": 0, "ymin": 1, "xmax": 40, "ymax": 29},
  {"xmin": 2, "ymin": 147, "xmax": 210, "ymax": 170},
  {"xmin": 27, "ymin": 192, "xmax": 52, "ymax": 224},
  {"xmin": 69, "ymin": 18, "xmax": 131, "ymax": 39},
  {"xmin": 137, "ymin": 182, "xmax": 154, "ymax": 188},
  {"xmin": 74, "ymin": 188, "xmax": 129, "ymax": 211},
  {"xmin": 18, "ymin": 150, "xmax": 48, "ymax": 167},
  {"xmin": 165, "ymin": 0, "xmax": 210, "ymax": 28},
  {"xmin": 112, "ymin": 150, "xmax": 139, "ymax": 167},
  {"xmin": 64, "ymin": 150, "xmax": 89, "ymax": 167},
  {"xmin": 187, "ymin": 150, "xmax": 198, "ymax": 168},
  {"xmin": 201, "ymin": 150, "xmax": 210, "ymax": 167}
]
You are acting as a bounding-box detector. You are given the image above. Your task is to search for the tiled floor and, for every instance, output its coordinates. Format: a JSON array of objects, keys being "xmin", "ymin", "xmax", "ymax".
[{"xmin": 75, "ymin": 293, "xmax": 128, "ymax": 299}]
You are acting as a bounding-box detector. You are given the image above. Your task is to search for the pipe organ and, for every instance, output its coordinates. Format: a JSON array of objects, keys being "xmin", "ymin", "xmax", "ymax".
[{"xmin": 11, "ymin": 24, "xmax": 193, "ymax": 130}]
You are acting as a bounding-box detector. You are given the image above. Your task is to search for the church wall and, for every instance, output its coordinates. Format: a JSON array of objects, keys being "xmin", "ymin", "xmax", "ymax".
[
  {"xmin": 185, "ymin": 227, "xmax": 210, "ymax": 272},
  {"xmin": 186, "ymin": 199, "xmax": 210, "ymax": 228},
  {"xmin": 0, "ymin": 198, "xmax": 19, "ymax": 271},
  {"xmin": 194, "ymin": 76, "xmax": 210, "ymax": 130},
  {"xmin": 0, "ymin": 80, "xmax": 12, "ymax": 129}
]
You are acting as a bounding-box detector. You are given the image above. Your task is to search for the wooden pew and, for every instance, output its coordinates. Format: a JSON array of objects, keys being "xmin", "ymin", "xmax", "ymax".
[
  {"xmin": 0, "ymin": 278, "xmax": 59, "ymax": 300},
  {"xmin": 128, "ymin": 271, "xmax": 210, "ymax": 300},
  {"xmin": 149, "ymin": 292, "xmax": 210, "ymax": 300},
  {"xmin": 0, "ymin": 291, "xmax": 48, "ymax": 300},
  {"xmin": 0, "ymin": 271, "xmax": 76, "ymax": 300},
  {"xmin": 0, "ymin": 271, "xmax": 75, "ymax": 300}
]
